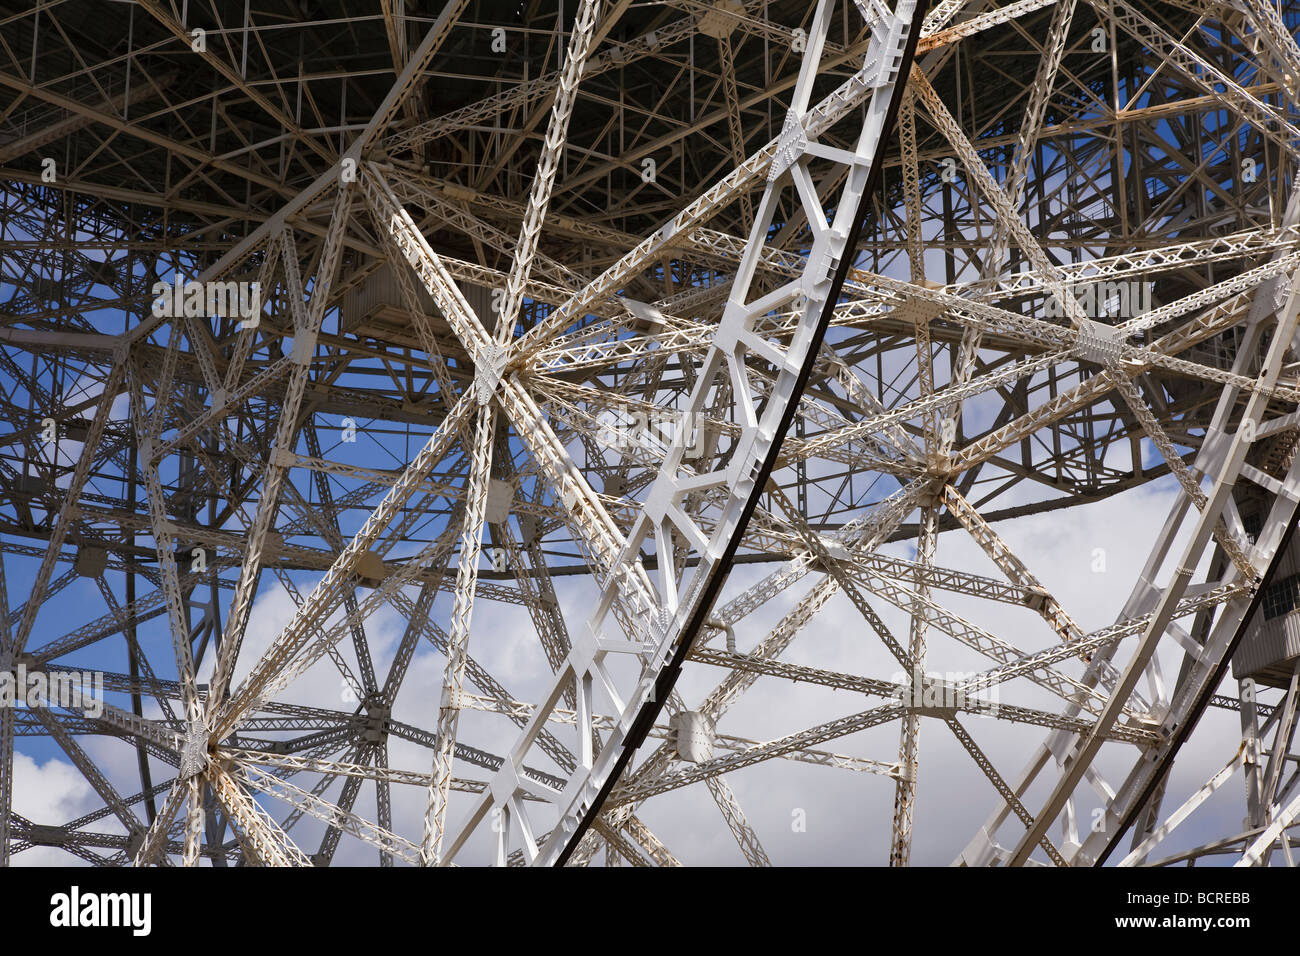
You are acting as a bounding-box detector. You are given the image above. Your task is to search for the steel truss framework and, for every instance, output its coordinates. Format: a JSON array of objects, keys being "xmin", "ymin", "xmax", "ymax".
[{"xmin": 0, "ymin": 0, "xmax": 1299, "ymax": 866}]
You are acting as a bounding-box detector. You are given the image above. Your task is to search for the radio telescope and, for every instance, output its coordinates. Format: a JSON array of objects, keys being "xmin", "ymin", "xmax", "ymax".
[{"xmin": 1, "ymin": 0, "xmax": 1299, "ymax": 867}]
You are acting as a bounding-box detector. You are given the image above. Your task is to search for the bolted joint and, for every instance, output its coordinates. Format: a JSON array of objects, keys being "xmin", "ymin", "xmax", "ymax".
[
  {"xmin": 1073, "ymin": 318, "xmax": 1125, "ymax": 367},
  {"xmin": 769, "ymin": 109, "xmax": 808, "ymax": 183},
  {"xmin": 1023, "ymin": 587, "xmax": 1049, "ymax": 612},
  {"xmin": 125, "ymin": 827, "xmax": 147, "ymax": 861},
  {"xmin": 362, "ymin": 699, "xmax": 391, "ymax": 744},
  {"xmin": 179, "ymin": 722, "xmax": 211, "ymax": 780},
  {"xmin": 916, "ymin": 480, "xmax": 945, "ymax": 510},
  {"xmin": 474, "ymin": 344, "xmax": 508, "ymax": 405}
]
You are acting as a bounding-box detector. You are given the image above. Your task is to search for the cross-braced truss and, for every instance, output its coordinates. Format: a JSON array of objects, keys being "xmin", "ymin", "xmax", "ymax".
[{"xmin": 2, "ymin": 0, "xmax": 1300, "ymax": 867}]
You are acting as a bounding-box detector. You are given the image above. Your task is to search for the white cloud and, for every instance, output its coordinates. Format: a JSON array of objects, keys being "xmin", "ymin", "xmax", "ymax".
[{"xmin": 9, "ymin": 750, "xmax": 97, "ymax": 866}]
